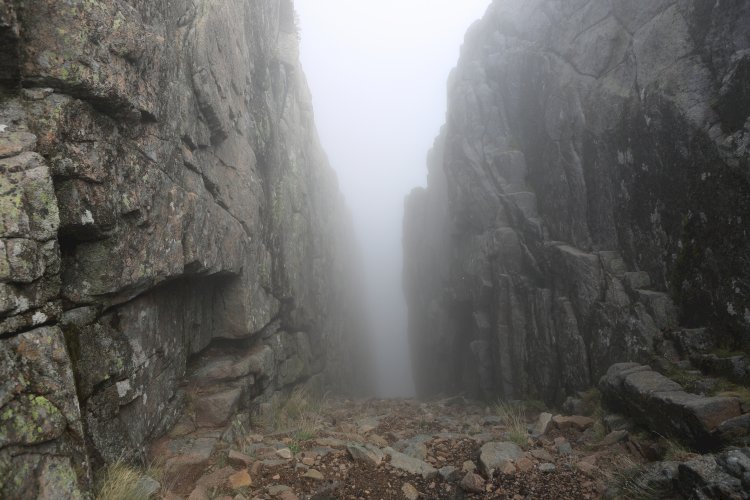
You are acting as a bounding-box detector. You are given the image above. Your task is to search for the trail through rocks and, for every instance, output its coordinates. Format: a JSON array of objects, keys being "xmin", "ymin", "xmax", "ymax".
[{"xmin": 148, "ymin": 397, "xmax": 634, "ymax": 499}]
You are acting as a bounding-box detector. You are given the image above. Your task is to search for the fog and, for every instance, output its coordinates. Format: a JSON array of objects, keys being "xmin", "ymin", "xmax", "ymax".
[{"xmin": 296, "ymin": 0, "xmax": 491, "ymax": 397}]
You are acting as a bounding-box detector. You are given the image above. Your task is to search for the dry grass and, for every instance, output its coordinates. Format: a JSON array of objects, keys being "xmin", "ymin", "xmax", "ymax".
[
  {"xmin": 583, "ymin": 389, "xmax": 607, "ymax": 441},
  {"xmin": 599, "ymin": 454, "xmax": 664, "ymax": 500},
  {"xmin": 663, "ymin": 362, "xmax": 703, "ymax": 389},
  {"xmin": 717, "ymin": 384, "xmax": 750, "ymax": 407},
  {"xmin": 495, "ymin": 401, "xmax": 529, "ymax": 448},
  {"xmin": 95, "ymin": 461, "xmax": 161, "ymax": 500},
  {"xmin": 255, "ymin": 387, "xmax": 328, "ymax": 438},
  {"xmin": 711, "ymin": 346, "xmax": 746, "ymax": 359},
  {"xmin": 655, "ymin": 433, "xmax": 698, "ymax": 462},
  {"xmin": 664, "ymin": 359, "xmax": 750, "ymax": 407}
]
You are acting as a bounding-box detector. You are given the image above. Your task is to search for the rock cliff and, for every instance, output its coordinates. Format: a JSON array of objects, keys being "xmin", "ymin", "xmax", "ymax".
[
  {"xmin": 0, "ymin": 0, "xmax": 366, "ymax": 497},
  {"xmin": 404, "ymin": 0, "xmax": 750, "ymax": 401}
]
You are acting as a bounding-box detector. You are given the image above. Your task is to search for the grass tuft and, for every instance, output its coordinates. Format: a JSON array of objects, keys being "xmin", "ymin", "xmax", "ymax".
[
  {"xmin": 717, "ymin": 384, "xmax": 750, "ymax": 407},
  {"xmin": 711, "ymin": 346, "xmax": 746, "ymax": 359},
  {"xmin": 662, "ymin": 363, "xmax": 702, "ymax": 389},
  {"xmin": 660, "ymin": 436, "xmax": 697, "ymax": 462},
  {"xmin": 600, "ymin": 455, "xmax": 665, "ymax": 500},
  {"xmin": 495, "ymin": 401, "xmax": 528, "ymax": 448},
  {"xmin": 95, "ymin": 461, "xmax": 161, "ymax": 500},
  {"xmin": 255, "ymin": 387, "xmax": 328, "ymax": 437},
  {"xmin": 587, "ymin": 390, "xmax": 607, "ymax": 441}
]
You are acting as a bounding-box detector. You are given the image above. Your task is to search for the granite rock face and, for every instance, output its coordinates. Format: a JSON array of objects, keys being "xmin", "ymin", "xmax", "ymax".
[
  {"xmin": 404, "ymin": 0, "xmax": 750, "ymax": 401},
  {"xmin": 0, "ymin": 0, "xmax": 366, "ymax": 497}
]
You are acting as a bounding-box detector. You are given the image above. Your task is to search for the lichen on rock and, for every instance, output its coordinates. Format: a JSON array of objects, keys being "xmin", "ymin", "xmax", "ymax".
[{"xmin": 0, "ymin": 0, "xmax": 367, "ymax": 497}]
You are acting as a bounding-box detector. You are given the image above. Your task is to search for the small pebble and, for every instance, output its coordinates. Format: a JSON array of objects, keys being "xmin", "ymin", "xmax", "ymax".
[{"xmin": 539, "ymin": 463, "xmax": 556, "ymax": 473}]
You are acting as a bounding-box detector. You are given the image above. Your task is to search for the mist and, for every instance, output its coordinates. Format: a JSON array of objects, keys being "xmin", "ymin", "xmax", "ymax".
[{"xmin": 296, "ymin": 0, "xmax": 492, "ymax": 397}]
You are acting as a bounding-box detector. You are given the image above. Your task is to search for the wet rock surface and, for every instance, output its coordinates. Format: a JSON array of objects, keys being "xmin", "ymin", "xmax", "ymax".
[{"xmin": 0, "ymin": 0, "xmax": 366, "ymax": 497}]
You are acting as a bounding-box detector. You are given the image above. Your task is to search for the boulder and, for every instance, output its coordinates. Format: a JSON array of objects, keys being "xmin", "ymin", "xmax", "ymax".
[
  {"xmin": 516, "ymin": 457, "xmax": 533, "ymax": 472},
  {"xmin": 394, "ymin": 435, "xmax": 430, "ymax": 460},
  {"xmin": 669, "ymin": 329, "xmax": 715, "ymax": 357},
  {"xmin": 227, "ymin": 450, "xmax": 254, "ymax": 467},
  {"xmin": 438, "ymin": 465, "xmax": 460, "ymax": 481},
  {"xmin": 715, "ymin": 415, "xmax": 750, "ymax": 445},
  {"xmin": 347, "ymin": 444, "xmax": 385, "ymax": 467},
  {"xmin": 599, "ymin": 430, "xmax": 629, "ymax": 447},
  {"xmin": 533, "ymin": 412, "xmax": 553, "ymax": 435},
  {"xmin": 302, "ymin": 469, "xmax": 324, "ymax": 481},
  {"xmin": 603, "ymin": 413, "xmax": 633, "ymax": 433},
  {"xmin": 557, "ymin": 442, "xmax": 573, "ymax": 456},
  {"xmin": 678, "ymin": 455, "xmax": 744, "ymax": 498},
  {"xmin": 459, "ymin": 472, "xmax": 485, "ymax": 493},
  {"xmin": 196, "ymin": 467, "xmax": 236, "ymax": 490},
  {"xmin": 600, "ymin": 363, "xmax": 742, "ymax": 451},
  {"xmin": 188, "ymin": 486, "xmax": 210, "ymax": 500},
  {"xmin": 552, "ymin": 415, "xmax": 594, "ymax": 432},
  {"xmin": 228, "ymin": 470, "xmax": 252, "ymax": 489},
  {"xmin": 134, "ymin": 476, "xmax": 161, "ymax": 498},
  {"xmin": 385, "ymin": 448, "xmax": 438, "ymax": 479},
  {"xmin": 530, "ymin": 449, "xmax": 553, "ymax": 462},
  {"xmin": 478, "ymin": 442, "xmax": 523, "ymax": 476},
  {"xmin": 193, "ymin": 387, "xmax": 243, "ymax": 428},
  {"xmin": 401, "ymin": 482, "xmax": 420, "ymax": 500}
]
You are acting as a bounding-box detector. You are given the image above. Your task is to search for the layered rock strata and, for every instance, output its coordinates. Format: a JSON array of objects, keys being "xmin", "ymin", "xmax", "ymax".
[
  {"xmin": 600, "ymin": 363, "xmax": 742, "ymax": 452},
  {"xmin": 404, "ymin": 0, "xmax": 750, "ymax": 401},
  {"xmin": 0, "ymin": 1, "xmax": 365, "ymax": 497}
]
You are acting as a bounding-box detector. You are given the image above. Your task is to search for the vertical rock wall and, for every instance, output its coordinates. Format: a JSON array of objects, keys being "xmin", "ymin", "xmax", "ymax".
[
  {"xmin": 0, "ymin": 1, "xmax": 366, "ymax": 497},
  {"xmin": 404, "ymin": 0, "xmax": 750, "ymax": 401}
]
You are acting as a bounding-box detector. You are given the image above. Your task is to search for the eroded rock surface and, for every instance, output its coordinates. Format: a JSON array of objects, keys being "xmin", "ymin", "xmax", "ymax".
[
  {"xmin": 0, "ymin": 0, "xmax": 366, "ymax": 497},
  {"xmin": 600, "ymin": 363, "xmax": 742, "ymax": 451},
  {"xmin": 403, "ymin": 0, "xmax": 750, "ymax": 401}
]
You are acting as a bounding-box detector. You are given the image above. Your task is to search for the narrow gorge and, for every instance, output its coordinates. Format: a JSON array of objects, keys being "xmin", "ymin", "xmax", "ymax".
[{"xmin": 2, "ymin": 0, "xmax": 750, "ymax": 498}]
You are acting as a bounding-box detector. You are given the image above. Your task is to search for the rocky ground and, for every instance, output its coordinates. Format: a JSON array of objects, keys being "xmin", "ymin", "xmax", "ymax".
[{"xmin": 128, "ymin": 393, "xmax": 662, "ymax": 500}]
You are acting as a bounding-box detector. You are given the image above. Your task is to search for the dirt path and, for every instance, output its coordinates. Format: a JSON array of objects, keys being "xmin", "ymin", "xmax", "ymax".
[{"xmin": 144, "ymin": 394, "xmax": 643, "ymax": 499}]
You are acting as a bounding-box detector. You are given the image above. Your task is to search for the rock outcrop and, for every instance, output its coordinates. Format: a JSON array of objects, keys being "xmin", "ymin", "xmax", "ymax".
[
  {"xmin": 0, "ymin": 1, "xmax": 366, "ymax": 497},
  {"xmin": 404, "ymin": 0, "xmax": 750, "ymax": 400},
  {"xmin": 600, "ymin": 363, "xmax": 742, "ymax": 451}
]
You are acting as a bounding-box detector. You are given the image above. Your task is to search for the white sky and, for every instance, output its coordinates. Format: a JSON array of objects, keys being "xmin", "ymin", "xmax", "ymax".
[{"xmin": 296, "ymin": 0, "xmax": 492, "ymax": 397}]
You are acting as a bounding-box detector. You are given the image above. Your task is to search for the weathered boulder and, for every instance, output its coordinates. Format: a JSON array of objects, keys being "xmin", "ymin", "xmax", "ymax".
[
  {"xmin": 384, "ymin": 448, "xmax": 438, "ymax": 479},
  {"xmin": 478, "ymin": 442, "xmax": 523, "ymax": 476},
  {"xmin": 394, "ymin": 435, "xmax": 430, "ymax": 461},
  {"xmin": 600, "ymin": 363, "xmax": 742, "ymax": 451},
  {"xmin": 552, "ymin": 415, "xmax": 594, "ymax": 432},
  {"xmin": 401, "ymin": 482, "xmax": 420, "ymax": 500},
  {"xmin": 347, "ymin": 444, "xmax": 385, "ymax": 467},
  {"xmin": 532, "ymin": 412, "xmax": 553, "ymax": 436},
  {"xmin": 460, "ymin": 472, "xmax": 485, "ymax": 493},
  {"xmin": 716, "ymin": 415, "xmax": 750, "ymax": 446},
  {"xmin": 608, "ymin": 452, "xmax": 750, "ymax": 498},
  {"xmin": 678, "ymin": 455, "xmax": 745, "ymax": 498}
]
